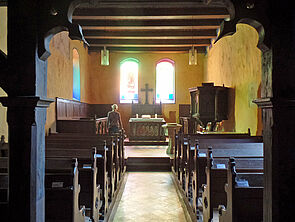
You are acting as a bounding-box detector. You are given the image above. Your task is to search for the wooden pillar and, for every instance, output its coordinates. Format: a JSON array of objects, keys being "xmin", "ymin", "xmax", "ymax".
[
  {"xmin": 254, "ymin": 2, "xmax": 295, "ymax": 221},
  {"xmin": 0, "ymin": 1, "xmax": 84, "ymax": 221},
  {"xmin": 0, "ymin": 97, "xmax": 52, "ymax": 221}
]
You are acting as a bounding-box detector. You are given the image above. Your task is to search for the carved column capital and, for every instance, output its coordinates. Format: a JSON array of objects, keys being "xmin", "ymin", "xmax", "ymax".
[
  {"xmin": 253, "ymin": 97, "xmax": 295, "ymax": 109},
  {"xmin": 0, "ymin": 96, "xmax": 54, "ymax": 108}
]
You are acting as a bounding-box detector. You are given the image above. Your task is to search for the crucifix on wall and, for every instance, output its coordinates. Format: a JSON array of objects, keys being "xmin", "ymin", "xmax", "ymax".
[{"xmin": 141, "ymin": 83, "xmax": 153, "ymax": 104}]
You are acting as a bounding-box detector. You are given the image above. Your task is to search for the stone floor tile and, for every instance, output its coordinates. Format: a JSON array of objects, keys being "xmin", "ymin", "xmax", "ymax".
[{"xmin": 111, "ymin": 172, "xmax": 187, "ymax": 222}]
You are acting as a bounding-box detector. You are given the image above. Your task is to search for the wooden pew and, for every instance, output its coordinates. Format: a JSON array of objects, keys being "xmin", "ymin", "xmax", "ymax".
[
  {"xmin": 47, "ymin": 132, "xmax": 125, "ymax": 187},
  {"xmin": 192, "ymin": 144, "xmax": 263, "ymax": 214},
  {"xmin": 218, "ymin": 158, "xmax": 264, "ymax": 222},
  {"xmin": 202, "ymin": 148, "xmax": 263, "ymax": 222},
  {"xmin": 46, "ymin": 133, "xmax": 120, "ymax": 199},
  {"xmin": 173, "ymin": 132, "xmax": 263, "ymax": 215},
  {"xmin": 45, "ymin": 158, "xmax": 86, "ymax": 222},
  {"xmin": 46, "ymin": 148, "xmax": 102, "ymax": 222},
  {"xmin": 0, "ymin": 156, "xmax": 8, "ymax": 221},
  {"xmin": 0, "ymin": 136, "xmax": 8, "ymax": 157},
  {"xmin": 45, "ymin": 140, "xmax": 109, "ymax": 218}
]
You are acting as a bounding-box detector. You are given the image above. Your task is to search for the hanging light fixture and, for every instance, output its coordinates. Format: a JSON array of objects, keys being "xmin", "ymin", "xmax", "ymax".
[
  {"xmin": 101, "ymin": 46, "xmax": 109, "ymax": 66},
  {"xmin": 189, "ymin": 15, "xmax": 197, "ymax": 65},
  {"xmin": 189, "ymin": 46, "xmax": 197, "ymax": 65}
]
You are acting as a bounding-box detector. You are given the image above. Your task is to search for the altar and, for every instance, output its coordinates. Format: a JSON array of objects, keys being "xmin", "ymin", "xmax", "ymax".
[{"xmin": 129, "ymin": 117, "xmax": 166, "ymax": 141}]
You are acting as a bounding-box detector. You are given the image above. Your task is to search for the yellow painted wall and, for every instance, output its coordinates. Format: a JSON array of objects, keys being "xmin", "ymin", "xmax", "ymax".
[
  {"xmin": 46, "ymin": 31, "xmax": 90, "ymax": 134},
  {"xmin": 88, "ymin": 52, "xmax": 204, "ymax": 135},
  {"xmin": 0, "ymin": 7, "xmax": 7, "ymax": 54},
  {"xmin": 205, "ymin": 24, "xmax": 262, "ymax": 135},
  {"xmin": 0, "ymin": 6, "xmax": 8, "ymax": 141}
]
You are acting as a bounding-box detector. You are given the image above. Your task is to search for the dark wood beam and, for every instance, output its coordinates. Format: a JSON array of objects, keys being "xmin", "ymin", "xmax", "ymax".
[
  {"xmin": 82, "ymin": 25, "xmax": 220, "ymax": 31},
  {"xmin": 73, "ymin": 7, "xmax": 229, "ymax": 17},
  {"xmin": 0, "ymin": 0, "xmax": 7, "ymax": 6},
  {"xmin": 79, "ymin": 0, "xmax": 223, "ymax": 7},
  {"xmin": 90, "ymin": 43, "xmax": 209, "ymax": 47},
  {"xmin": 73, "ymin": 14, "xmax": 229, "ymax": 20},
  {"xmin": 74, "ymin": 19, "xmax": 223, "ymax": 27},
  {"xmin": 82, "ymin": 29, "xmax": 217, "ymax": 39},
  {"xmin": 88, "ymin": 46, "xmax": 207, "ymax": 53},
  {"xmin": 87, "ymin": 38, "xmax": 211, "ymax": 45}
]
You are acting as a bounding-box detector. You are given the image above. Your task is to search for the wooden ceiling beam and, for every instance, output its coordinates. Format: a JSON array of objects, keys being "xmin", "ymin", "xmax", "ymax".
[
  {"xmin": 73, "ymin": 19, "xmax": 223, "ymax": 27},
  {"xmin": 82, "ymin": 25, "xmax": 220, "ymax": 31},
  {"xmin": 82, "ymin": 29, "xmax": 217, "ymax": 39},
  {"xmin": 87, "ymin": 38, "xmax": 211, "ymax": 45},
  {"xmin": 90, "ymin": 43, "xmax": 209, "ymax": 47},
  {"xmin": 73, "ymin": 7, "xmax": 229, "ymax": 17},
  {"xmin": 73, "ymin": 14, "xmax": 228, "ymax": 20},
  {"xmin": 88, "ymin": 46, "xmax": 207, "ymax": 53}
]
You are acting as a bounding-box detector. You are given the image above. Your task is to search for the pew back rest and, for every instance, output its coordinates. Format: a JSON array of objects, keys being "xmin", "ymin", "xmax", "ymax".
[
  {"xmin": 212, "ymin": 158, "xmax": 263, "ymax": 170},
  {"xmin": 236, "ymin": 173, "xmax": 264, "ymax": 187}
]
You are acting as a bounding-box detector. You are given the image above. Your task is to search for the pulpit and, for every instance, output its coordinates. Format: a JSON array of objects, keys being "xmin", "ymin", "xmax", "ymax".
[
  {"xmin": 129, "ymin": 116, "xmax": 166, "ymax": 141},
  {"xmin": 162, "ymin": 123, "xmax": 182, "ymax": 154}
]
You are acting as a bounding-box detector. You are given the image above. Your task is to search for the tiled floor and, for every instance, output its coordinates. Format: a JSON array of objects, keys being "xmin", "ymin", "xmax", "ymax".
[{"xmin": 111, "ymin": 172, "xmax": 188, "ymax": 222}]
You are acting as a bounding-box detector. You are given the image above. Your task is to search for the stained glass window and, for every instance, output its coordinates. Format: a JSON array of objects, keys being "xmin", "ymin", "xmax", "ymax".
[
  {"xmin": 73, "ymin": 48, "xmax": 81, "ymax": 101},
  {"xmin": 120, "ymin": 58, "xmax": 139, "ymax": 103},
  {"xmin": 156, "ymin": 59, "xmax": 175, "ymax": 103}
]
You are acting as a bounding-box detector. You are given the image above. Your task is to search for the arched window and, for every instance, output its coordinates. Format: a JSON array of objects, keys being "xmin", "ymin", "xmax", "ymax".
[
  {"xmin": 120, "ymin": 58, "xmax": 139, "ymax": 103},
  {"xmin": 156, "ymin": 59, "xmax": 175, "ymax": 103},
  {"xmin": 73, "ymin": 48, "xmax": 81, "ymax": 101}
]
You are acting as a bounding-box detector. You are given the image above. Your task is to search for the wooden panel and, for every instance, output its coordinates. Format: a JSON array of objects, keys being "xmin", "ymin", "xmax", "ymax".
[
  {"xmin": 179, "ymin": 104, "xmax": 190, "ymax": 117},
  {"xmin": 131, "ymin": 103, "xmax": 162, "ymax": 116},
  {"xmin": 56, "ymin": 98, "xmax": 90, "ymax": 120},
  {"xmin": 90, "ymin": 104, "xmax": 112, "ymax": 118}
]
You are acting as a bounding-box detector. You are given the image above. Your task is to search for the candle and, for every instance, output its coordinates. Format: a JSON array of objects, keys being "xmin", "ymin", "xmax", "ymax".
[
  {"xmin": 155, "ymin": 114, "xmax": 157, "ymax": 118},
  {"xmin": 136, "ymin": 114, "xmax": 138, "ymax": 118}
]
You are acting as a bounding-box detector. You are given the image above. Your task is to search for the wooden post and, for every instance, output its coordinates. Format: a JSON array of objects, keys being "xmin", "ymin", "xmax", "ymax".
[{"xmin": 0, "ymin": 1, "xmax": 84, "ymax": 221}]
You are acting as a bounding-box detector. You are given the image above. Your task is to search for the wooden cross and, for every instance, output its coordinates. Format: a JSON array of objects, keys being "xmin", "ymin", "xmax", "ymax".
[{"xmin": 141, "ymin": 83, "xmax": 153, "ymax": 104}]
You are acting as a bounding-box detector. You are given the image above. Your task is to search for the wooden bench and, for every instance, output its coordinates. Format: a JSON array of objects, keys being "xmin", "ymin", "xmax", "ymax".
[
  {"xmin": 202, "ymin": 148, "xmax": 263, "ymax": 222},
  {"xmin": 46, "ymin": 147, "xmax": 102, "ymax": 222},
  {"xmin": 0, "ymin": 136, "xmax": 8, "ymax": 157},
  {"xmin": 192, "ymin": 144, "xmax": 263, "ymax": 214},
  {"xmin": 47, "ymin": 132, "xmax": 125, "ymax": 182},
  {"xmin": 45, "ymin": 139, "xmax": 109, "ymax": 218},
  {"xmin": 45, "ymin": 158, "xmax": 86, "ymax": 222},
  {"xmin": 173, "ymin": 132, "xmax": 263, "ymax": 215},
  {"xmin": 46, "ymin": 133, "xmax": 122, "ymax": 199},
  {"xmin": 218, "ymin": 158, "xmax": 264, "ymax": 222},
  {"xmin": 0, "ymin": 156, "xmax": 8, "ymax": 221}
]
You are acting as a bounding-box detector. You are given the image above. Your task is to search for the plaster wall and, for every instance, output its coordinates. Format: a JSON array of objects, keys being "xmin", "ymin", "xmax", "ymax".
[
  {"xmin": 46, "ymin": 31, "xmax": 90, "ymax": 133},
  {"xmin": 0, "ymin": 6, "xmax": 8, "ymax": 141},
  {"xmin": 205, "ymin": 24, "xmax": 262, "ymax": 135},
  {"xmin": 0, "ymin": 7, "xmax": 7, "ymax": 54},
  {"xmin": 88, "ymin": 52, "xmax": 204, "ymax": 135}
]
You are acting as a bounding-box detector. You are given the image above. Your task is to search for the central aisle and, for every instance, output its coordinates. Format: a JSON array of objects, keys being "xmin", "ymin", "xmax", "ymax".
[{"xmin": 111, "ymin": 172, "xmax": 188, "ymax": 222}]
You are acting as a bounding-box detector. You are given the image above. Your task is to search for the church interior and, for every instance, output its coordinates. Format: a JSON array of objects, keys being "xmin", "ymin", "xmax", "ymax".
[{"xmin": 1, "ymin": 0, "xmax": 295, "ymax": 222}]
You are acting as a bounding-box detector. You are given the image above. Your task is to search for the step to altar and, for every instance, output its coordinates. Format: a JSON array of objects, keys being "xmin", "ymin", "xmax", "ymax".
[
  {"xmin": 124, "ymin": 138, "xmax": 169, "ymax": 146},
  {"xmin": 126, "ymin": 157, "xmax": 171, "ymax": 172}
]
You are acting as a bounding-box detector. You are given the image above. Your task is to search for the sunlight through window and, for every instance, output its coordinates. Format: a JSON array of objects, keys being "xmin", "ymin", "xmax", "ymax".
[
  {"xmin": 73, "ymin": 48, "xmax": 81, "ymax": 101},
  {"xmin": 156, "ymin": 59, "xmax": 175, "ymax": 103},
  {"xmin": 120, "ymin": 58, "xmax": 139, "ymax": 103}
]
